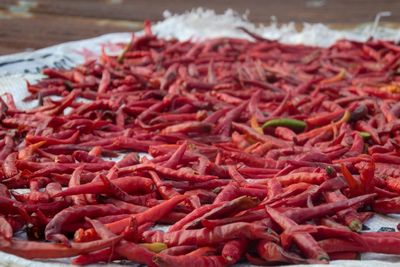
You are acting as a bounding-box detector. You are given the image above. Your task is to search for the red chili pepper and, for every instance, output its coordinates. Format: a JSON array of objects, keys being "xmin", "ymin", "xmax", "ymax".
[
  {"xmin": 85, "ymin": 217, "xmax": 156, "ymax": 266},
  {"xmin": 265, "ymin": 206, "xmax": 329, "ymax": 261},
  {"xmin": 0, "ymin": 235, "xmax": 122, "ymax": 260},
  {"xmin": 67, "ymin": 166, "xmax": 86, "ymax": 206},
  {"xmin": 56, "ymin": 176, "xmax": 153, "ymax": 197},
  {"xmin": 329, "ymin": 251, "xmax": 359, "ymax": 260},
  {"xmin": 72, "ymin": 247, "xmax": 120, "ymax": 265},
  {"xmin": 355, "ymin": 159, "xmax": 376, "ymax": 194},
  {"xmin": 121, "ymin": 163, "xmax": 218, "ymax": 182},
  {"xmin": 0, "ymin": 135, "xmax": 14, "ymax": 161},
  {"xmin": 296, "ymin": 111, "xmax": 350, "ymax": 144},
  {"xmin": 277, "ymin": 172, "xmax": 328, "ymax": 187},
  {"xmin": 280, "ymin": 224, "xmax": 366, "ymax": 249},
  {"xmin": 305, "ymin": 110, "xmax": 344, "ymax": 127},
  {"xmin": 320, "ymin": 234, "xmax": 400, "ymax": 255},
  {"xmin": 161, "ymin": 121, "xmax": 213, "ymax": 135},
  {"xmin": 3, "ymin": 22, "xmax": 400, "ymax": 265},
  {"xmin": 78, "ymin": 195, "xmax": 187, "ymax": 241},
  {"xmin": 319, "ymin": 238, "xmax": 364, "ymax": 253},
  {"xmin": 286, "ymin": 193, "xmax": 376, "ymax": 223},
  {"xmin": 98, "ymin": 174, "xmax": 157, "ymax": 206},
  {"xmin": 116, "ymin": 152, "xmax": 140, "ymax": 168},
  {"xmin": 187, "ymin": 195, "xmax": 259, "ymax": 229},
  {"xmin": 222, "ymin": 239, "xmax": 247, "ymax": 264},
  {"xmin": 98, "ymin": 69, "xmax": 111, "ymax": 94},
  {"xmin": 340, "ymin": 163, "xmax": 362, "ymax": 196},
  {"xmin": 222, "ymin": 150, "xmax": 265, "ymax": 167},
  {"xmin": 45, "ymin": 204, "xmax": 124, "ymax": 245},
  {"xmin": 26, "ymin": 131, "xmax": 79, "ymax": 146},
  {"xmin": 372, "ymin": 196, "xmax": 400, "ymax": 214},
  {"xmin": 42, "ymin": 89, "xmax": 80, "ymax": 116},
  {"xmin": 0, "ymin": 216, "xmax": 13, "ymax": 240},
  {"xmin": 106, "ymin": 136, "xmax": 164, "ymax": 152},
  {"xmin": 249, "ymin": 90, "xmax": 267, "ymax": 122},
  {"xmin": 257, "ymin": 240, "xmax": 309, "ymax": 264},
  {"xmin": 320, "ymin": 217, "xmax": 350, "ymax": 230},
  {"xmin": 148, "ymin": 170, "xmax": 181, "ymax": 200},
  {"xmin": 385, "ymin": 177, "xmax": 400, "ymax": 194},
  {"xmin": 227, "ymin": 166, "xmax": 247, "ymax": 185},
  {"xmin": 164, "ymin": 179, "xmax": 230, "ymax": 192},
  {"xmin": 183, "ymin": 190, "xmax": 206, "ymax": 208},
  {"xmin": 202, "ymin": 210, "xmax": 266, "ymax": 228},
  {"xmin": 162, "ymin": 141, "xmax": 187, "ymax": 169},
  {"xmin": 274, "ymin": 126, "xmax": 297, "ymax": 141},
  {"xmin": 160, "ymin": 245, "xmax": 197, "ymax": 256},
  {"xmin": 232, "ymin": 122, "xmax": 289, "ymax": 148},
  {"xmin": 2, "ymin": 152, "xmax": 18, "ymax": 178},
  {"xmin": 355, "ymin": 121, "xmax": 381, "ymax": 145},
  {"xmin": 213, "ymin": 182, "xmax": 240, "ymax": 203},
  {"xmin": 168, "ymin": 202, "xmax": 223, "ymax": 232},
  {"xmin": 328, "ymin": 195, "xmax": 361, "ymax": 232},
  {"xmin": 17, "ymin": 161, "xmax": 114, "ymax": 175},
  {"xmin": 143, "ymin": 222, "xmax": 278, "ymax": 246}
]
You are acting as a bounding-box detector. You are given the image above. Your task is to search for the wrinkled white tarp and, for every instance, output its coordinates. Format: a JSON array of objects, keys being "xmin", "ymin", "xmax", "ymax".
[{"xmin": 0, "ymin": 8, "xmax": 400, "ymax": 267}]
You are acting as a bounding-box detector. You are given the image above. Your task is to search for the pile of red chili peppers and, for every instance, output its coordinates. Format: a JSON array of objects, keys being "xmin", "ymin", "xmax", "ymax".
[{"xmin": 1, "ymin": 21, "xmax": 400, "ymax": 266}]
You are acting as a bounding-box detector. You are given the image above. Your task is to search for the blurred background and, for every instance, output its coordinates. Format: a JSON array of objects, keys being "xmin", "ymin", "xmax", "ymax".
[{"xmin": 0, "ymin": 0, "xmax": 399, "ymax": 55}]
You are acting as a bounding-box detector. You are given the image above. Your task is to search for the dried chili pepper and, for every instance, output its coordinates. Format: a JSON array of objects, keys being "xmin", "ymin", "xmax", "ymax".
[
  {"xmin": 1, "ymin": 21, "xmax": 400, "ymax": 266},
  {"xmin": 77, "ymin": 195, "xmax": 187, "ymax": 241},
  {"xmin": 265, "ymin": 206, "xmax": 329, "ymax": 261},
  {"xmin": 0, "ymin": 235, "xmax": 122, "ymax": 260},
  {"xmin": 143, "ymin": 222, "xmax": 278, "ymax": 246}
]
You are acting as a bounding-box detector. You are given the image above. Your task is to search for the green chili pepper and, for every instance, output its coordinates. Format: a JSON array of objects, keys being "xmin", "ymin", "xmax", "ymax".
[
  {"xmin": 325, "ymin": 166, "xmax": 335, "ymax": 177},
  {"xmin": 358, "ymin": 131, "xmax": 371, "ymax": 140},
  {"xmin": 262, "ymin": 118, "xmax": 306, "ymax": 132},
  {"xmin": 117, "ymin": 40, "xmax": 133, "ymax": 64}
]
